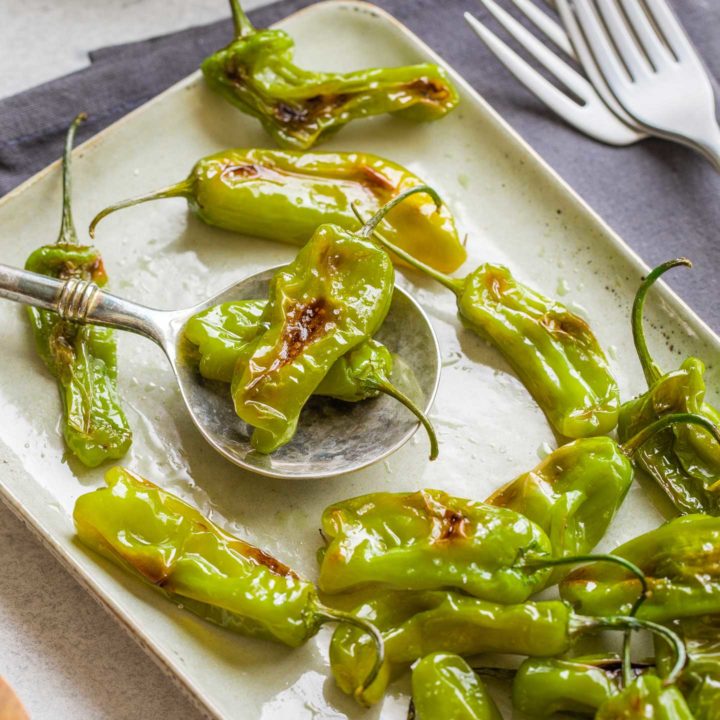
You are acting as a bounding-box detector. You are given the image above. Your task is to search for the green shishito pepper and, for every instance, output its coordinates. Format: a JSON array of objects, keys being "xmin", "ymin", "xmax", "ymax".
[
  {"xmin": 619, "ymin": 259, "xmax": 720, "ymax": 515},
  {"xmin": 657, "ymin": 616, "xmax": 720, "ymax": 720},
  {"xmin": 328, "ymin": 590, "xmax": 685, "ymax": 706},
  {"xmin": 184, "ymin": 301, "xmax": 438, "ymax": 458},
  {"xmin": 231, "ymin": 186, "xmax": 435, "ymax": 454},
  {"xmin": 74, "ymin": 467, "xmax": 385, "ymax": 700},
  {"xmin": 560, "ymin": 514, "xmax": 720, "ymax": 623},
  {"xmin": 363, "ymin": 225, "xmax": 619, "ymax": 439},
  {"xmin": 25, "ymin": 114, "xmax": 131, "ymax": 467},
  {"xmin": 410, "ymin": 653, "xmax": 502, "ymax": 720},
  {"xmin": 200, "ymin": 0, "xmax": 459, "ymax": 150},
  {"xmin": 317, "ymin": 489, "xmax": 553, "ymax": 600},
  {"xmin": 595, "ymin": 675, "xmax": 695, "ymax": 720},
  {"xmin": 89, "ymin": 148, "xmax": 466, "ymax": 273},
  {"xmin": 512, "ymin": 655, "xmax": 627, "ymax": 717}
]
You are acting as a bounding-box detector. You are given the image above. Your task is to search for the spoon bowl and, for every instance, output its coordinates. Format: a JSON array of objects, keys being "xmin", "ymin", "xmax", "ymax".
[{"xmin": 0, "ymin": 263, "xmax": 441, "ymax": 478}]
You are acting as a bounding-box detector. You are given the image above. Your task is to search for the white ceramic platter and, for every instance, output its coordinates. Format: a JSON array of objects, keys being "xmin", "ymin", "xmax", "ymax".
[{"xmin": 1, "ymin": 2, "xmax": 718, "ymax": 718}]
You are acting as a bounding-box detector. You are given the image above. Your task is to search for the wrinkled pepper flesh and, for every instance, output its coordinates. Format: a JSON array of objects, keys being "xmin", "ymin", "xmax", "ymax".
[
  {"xmin": 328, "ymin": 590, "xmax": 682, "ymax": 706},
  {"xmin": 317, "ymin": 489, "xmax": 553, "ymax": 601},
  {"xmin": 184, "ymin": 300, "xmax": 438, "ymax": 457},
  {"xmin": 512, "ymin": 655, "xmax": 626, "ymax": 717},
  {"xmin": 90, "ymin": 148, "xmax": 466, "ymax": 273},
  {"xmin": 595, "ymin": 675, "xmax": 695, "ymax": 720},
  {"xmin": 410, "ymin": 653, "xmax": 502, "ymax": 720},
  {"xmin": 74, "ymin": 467, "xmax": 385, "ymax": 696},
  {"xmin": 200, "ymin": 0, "xmax": 459, "ymax": 149},
  {"xmin": 365, "ymin": 231, "xmax": 619, "ymax": 438},
  {"xmin": 619, "ymin": 259, "xmax": 720, "ymax": 515},
  {"xmin": 25, "ymin": 113, "xmax": 131, "ymax": 467},
  {"xmin": 487, "ymin": 436, "xmax": 633, "ymax": 578},
  {"xmin": 560, "ymin": 513, "xmax": 720, "ymax": 622}
]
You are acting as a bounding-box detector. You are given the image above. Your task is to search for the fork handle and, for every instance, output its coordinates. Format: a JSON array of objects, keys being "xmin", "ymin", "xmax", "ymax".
[{"xmin": 0, "ymin": 263, "xmax": 169, "ymax": 345}]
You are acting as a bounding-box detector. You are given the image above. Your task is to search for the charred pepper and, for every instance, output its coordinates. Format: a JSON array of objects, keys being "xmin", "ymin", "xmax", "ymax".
[
  {"xmin": 25, "ymin": 113, "xmax": 131, "ymax": 467},
  {"xmin": 410, "ymin": 653, "xmax": 502, "ymax": 720},
  {"xmin": 560, "ymin": 514, "xmax": 720, "ymax": 623},
  {"xmin": 89, "ymin": 149, "xmax": 466, "ymax": 273},
  {"xmin": 619, "ymin": 259, "xmax": 720, "ymax": 515},
  {"xmin": 231, "ymin": 187, "xmax": 436, "ymax": 454},
  {"xmin": 74, "ymin": 466, "xmax": 384, "ymax": 698},
  {"xmin": 595, "ymin": 675, "xmax": 695, "ymax": 720},
  {"xmin": 185, "ymin": 302, "xmax": 438, "ymax": 458},
  {"xmin": 364, "ymin": 226, "xmax": 619, "ymax": 438},
  {"xmin": 317, "ymin": 489, "xmax": 554, "ymax": 601},
  {"xmin": 201, "ymin": 0, "xmax": 459, "ymax": 150},
  {"xmin": 329, "ymin": 590, "xmax": 684, "ymax": 706}
]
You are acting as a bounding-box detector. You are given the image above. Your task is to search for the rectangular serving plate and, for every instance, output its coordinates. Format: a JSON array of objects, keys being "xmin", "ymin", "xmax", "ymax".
[{"xmin": 1, "ymin": 2, "xmax": 718, "ymax": 719}]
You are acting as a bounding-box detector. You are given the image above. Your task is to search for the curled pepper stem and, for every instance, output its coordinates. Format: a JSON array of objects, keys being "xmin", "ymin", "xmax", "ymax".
[
  {"xmin": 589, "ymin": 616, "xmax": 686, "ymax": 686},
  {"xmin": 631, "ymin": 258, "xmax": 691, "ymax": 386},
  {"xmin": 621, "ymin": 411, "xmax": 720, "ymax": 457},
  {"xmin": 366, "ymin": 376, "xmax": 439, "ymax": 460},
  {"xmin": 525, "ymin": 553, "xmax": 648, "ymax": 688},
  {"xmin": 315, "ymin": 607, "xmax": 385, "ymax": 704},
  {"xmin": 88, "ymin": 179, "xmax": 193, "ymax": 238},
  {"xmin": 57, "ymin": 112, "xmax": 87, "ymax": 246},
  {"xmin": 351, "ymin": 199, "xmax": 464, "ymax": 294},
  {"xmin": 229, "ymin": 0, "xmax": 255, "ymax": 38}
]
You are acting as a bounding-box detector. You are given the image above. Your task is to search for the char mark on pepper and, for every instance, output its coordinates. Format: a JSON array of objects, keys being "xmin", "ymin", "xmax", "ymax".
[
  {"xmin": 437, "ymin": 509, "xmax": 470, "ymax": 541},
  {"xmin": 273, "ymin": 93, "xmax": 350, "ymax": 128},
  {"xmin": 540, "ymin": 312, "xmax": 591, "ymax": 338},
  {"xmin": 405, "ymin": 77, "xmax": 452, "ymax": 103}
]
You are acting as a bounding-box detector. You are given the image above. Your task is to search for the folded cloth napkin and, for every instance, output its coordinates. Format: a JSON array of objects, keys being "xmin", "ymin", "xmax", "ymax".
[{"xmin": 0, "ymin": 0, "xmax": 718, "ymax": 328}]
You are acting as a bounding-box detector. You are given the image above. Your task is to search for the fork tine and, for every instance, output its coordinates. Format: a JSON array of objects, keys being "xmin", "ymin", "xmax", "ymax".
[
  {"xmin": 566, "ymin": 0, "xmax": 633, "ymax": 89},
  {"xmin": 642, "ymin": 0, "xmax": 697, "ymax": 61},
  {"xmin": 463, "ymin": 12, "xmax": 585, "ymax": 118},
  {"xmin": 509, "ymin": 0, "xmax": 575, "ymax": 57},
  {"xmin": 595, "ymin": 0, "xmax": 651, "ymax": 79},
  {"xmin": 617, "ymin": 0, "xmax": 673, "ymax": 68},
  {"xmin": 463, "ymin": 11, "xmax": 643, "ymax": 145},
  {"xmin": 478, "ymin": 0, "xmax": 592, "ymax": 100}
]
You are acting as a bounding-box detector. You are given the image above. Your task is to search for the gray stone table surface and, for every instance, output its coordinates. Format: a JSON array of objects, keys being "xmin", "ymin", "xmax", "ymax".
[{"xmin": 1, "ymin": 0, "xmax": 719, "ymax": 718}]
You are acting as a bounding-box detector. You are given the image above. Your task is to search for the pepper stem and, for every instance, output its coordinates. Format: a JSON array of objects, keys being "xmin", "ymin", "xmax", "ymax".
[
  {"xmin": 88, "ymin": 179, "xmax": 193, "ymax": 238},
  {"xmin": 367, "ymin": 376, "xmax": 439, "ymax": 460},
  {"xmin": 631, "ymin": 259, "xmax": 691, "ymax": 386},
  {"xmin": 621, "ymin": 411, "xmax": 720, "ymax": 457},
  {"xmin": 352, "ymin": 199, "xmax": 463, "ymax": 294},
  {"xmin": 589, "ymin": 616, "xmax": 686, "ymax": 686},
  {"xmin": 315, "ymin": 607, "xmax": 385, "ymax": 704},
  {"xmin": 56, "ymin": 113, "xmax": 87, "ymax": 246},
  {"xmin": 229, "ymin": 0, "xmax": 255, "ymax": 38},
  {"xmin": 525, "ymin": 553, "xmax": 648, "ymax": 688}
]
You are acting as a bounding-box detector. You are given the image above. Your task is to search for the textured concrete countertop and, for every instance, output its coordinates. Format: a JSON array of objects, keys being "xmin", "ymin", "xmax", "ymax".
[{"xmin": 1, "ymin": 3, "xmax": 269, "ymax": 718}]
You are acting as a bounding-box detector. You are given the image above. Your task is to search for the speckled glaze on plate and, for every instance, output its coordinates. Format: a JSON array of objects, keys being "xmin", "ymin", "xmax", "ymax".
[{"xmin": 0, "ymin": 2, "xmax": 718, "ymax": 719}]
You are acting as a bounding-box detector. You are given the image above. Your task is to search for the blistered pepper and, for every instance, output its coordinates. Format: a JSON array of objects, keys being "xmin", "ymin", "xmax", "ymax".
[
  {"xmin": 595, "ymin": 675, "xmax": 695, "ymax": 720},
  {"xmin": 89, "ymin": 149, "xmax": 466, "ymax": 273},
  {"xmin": 329, "ymin": 590, "xmax": 684, "ymax": 705},
  {"xmin": 200, "ymin": 0, "xmax": 459, "ymax": 150},
  {"xmin": 231, "ymin": 187, "xmax": 437, "ymax": 454},
  {"xmin": 409, "ymin": 653, "xmax": 502, "ymax": 720},
  {"xmin": 657, "ymin": 616, "xmax": 720, "ymax": 720},
  {"xmin": 74, "ymin": 467, "xmax": 384, "ymax": 697},
  {"xmin": 487, "ymin": 436, "xmax": 633, "ymax": 577},
  {"xmin": 317, "ymin": 489, "xmax": 554, "ymax": 601},
  {"xmin": 511, "ymin": 655, "xmax": 625, "ymax": 718},
  {"xmin": 184, "ymin": 301, "xmax": 438, "ymax": 457},
  {"xmin": 25, "ymin": 114, "xmax": 131, "ymax": 467},
  {"xmin": 560, "ymin": 514, "xmax": 720, "ymax": 623},
  {"xmin": 365, "ymin": 228, "xmax": 619, "ymax": 438},
  {"xmin": 619, "ymin": 259, "xmax": 720, "ymax": 515}
]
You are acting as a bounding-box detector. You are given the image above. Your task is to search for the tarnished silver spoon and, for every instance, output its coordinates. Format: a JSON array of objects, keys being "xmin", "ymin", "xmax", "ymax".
[{"xmin": 0, "ymin": 263, "xmax": 440, "ymax": 479}]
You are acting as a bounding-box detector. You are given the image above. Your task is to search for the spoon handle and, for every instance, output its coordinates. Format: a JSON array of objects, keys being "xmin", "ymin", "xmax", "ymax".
[{"xmin": 0, "ymin": 263, "xmax": 170, "ymax": 346}]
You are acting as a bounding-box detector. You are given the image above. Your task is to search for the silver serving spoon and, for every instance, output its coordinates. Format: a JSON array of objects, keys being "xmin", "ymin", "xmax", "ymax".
[{"xmin": 0, "ymin": 263, "xmax": 440, "ymax": 479}]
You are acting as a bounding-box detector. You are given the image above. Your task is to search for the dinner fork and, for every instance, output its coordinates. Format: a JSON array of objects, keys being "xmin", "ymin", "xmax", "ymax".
[
  {"xmin": 557, "ymin": 0, "xmax": 720, "ymax": 170},
  {"xmin": 464, "ymin": 0, "xmax": 646, "ymax": 145}
]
